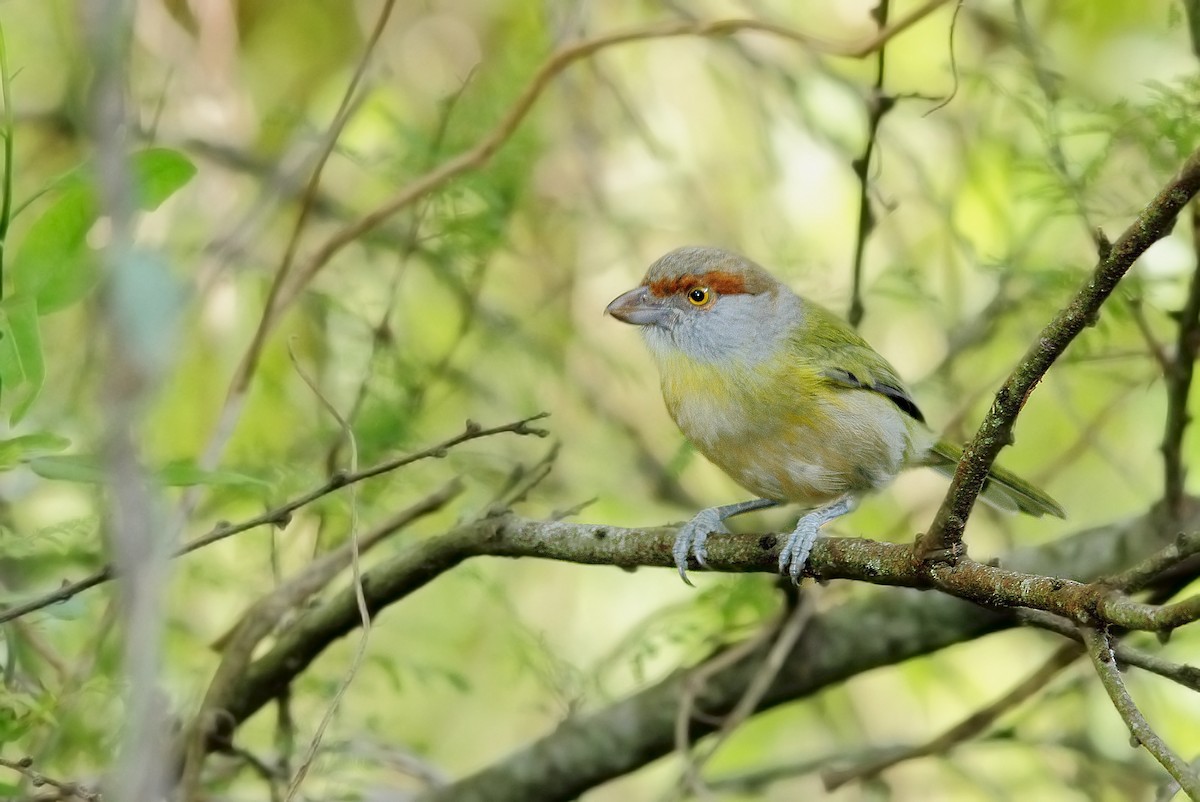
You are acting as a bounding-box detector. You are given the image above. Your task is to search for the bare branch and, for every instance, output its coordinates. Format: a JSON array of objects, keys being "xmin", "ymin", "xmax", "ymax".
[
  {"xmin": 220, "ymin": 0, "xmax": 400, "ymax": 470},
  {"xmin": 177, "ymin": 481, "xmax": 462, "ymax": 797},
  {"xmin": 1162, "ymin": 201, "xmax": 1200, "ymax": 513},
  {"xmin": 405, "ymin": 501, "xmax": 1199, "ymax": 802},
  {"xmin": 0, "ymin": 755, "xmax": 99, "ymax": 801},
  {"xmin": 920, "ymin": 145, "xmax": 1200, "ymax": 560},
  {"xmin": 822, "ymin": 642, "xmax": 1081, "ymax": 790},
  {"xmin": 847, "ymin": 0, "xmax": 893, "ymax": 327},
  {"xmin": 196, "ymin": 498, "xmax": 1200, "ymax": 791},
  {"xmin": 1082, "ymin": 627, "xmax": 1200, "ymax": 796},
  {"xmin": 225, "ymin": 3, "xmax": 957, "ymax": 418},
  {"xmin": 1018, "ymin": 610, "xmax": 1200, "ymax": 694},
  {"xmin": 0, "ymin": 415, "xmax": 546, "ymax": 625},
  {"xmin": 1102, "ymin": 530, "xmax": 1200, "ymax": 593}
]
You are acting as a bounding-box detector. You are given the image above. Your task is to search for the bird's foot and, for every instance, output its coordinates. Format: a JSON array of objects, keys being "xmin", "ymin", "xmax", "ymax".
[
  {"xmin": 778, "ymin": 515, "xmax": 821, "ymax": 584},
  {"xmin": 777, "ymin": 497, "xmax": 854, "ymax": 583},
  {"xmin": 672, "ymin": 508, "xmax": 729, "ymax": 586}
]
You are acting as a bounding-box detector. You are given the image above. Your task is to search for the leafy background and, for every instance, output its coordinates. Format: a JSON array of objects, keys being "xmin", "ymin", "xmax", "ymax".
[{"xmin": 1, "ymin": 0, "xmax": 1199, "ymax": 799}]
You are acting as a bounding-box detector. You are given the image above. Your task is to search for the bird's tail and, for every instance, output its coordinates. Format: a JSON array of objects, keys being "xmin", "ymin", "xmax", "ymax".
[{"xmin": 924, "ymin": 440, "xmax": 1065, "ymax": 519}]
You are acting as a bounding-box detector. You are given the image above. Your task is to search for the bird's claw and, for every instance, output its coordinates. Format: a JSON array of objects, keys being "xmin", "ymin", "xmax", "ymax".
[
  {"xmin": 778, "ymin": 516, "xmax": 820, "ymax": 584},
  {"xmin": 672, "ymin": 508, "xmax": 728, "ymax": 586}
]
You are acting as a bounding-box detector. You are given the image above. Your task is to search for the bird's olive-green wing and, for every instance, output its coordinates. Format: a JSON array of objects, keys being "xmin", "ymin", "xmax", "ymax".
[{"xmin": 794, "ymin": 302, "xmax": 926, "ymax": 424}]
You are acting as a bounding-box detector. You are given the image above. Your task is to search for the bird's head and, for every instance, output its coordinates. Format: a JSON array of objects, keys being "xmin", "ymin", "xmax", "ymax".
[{"xmin": 606, "ymin": 246, "xmax": 802, "ymax": 366}]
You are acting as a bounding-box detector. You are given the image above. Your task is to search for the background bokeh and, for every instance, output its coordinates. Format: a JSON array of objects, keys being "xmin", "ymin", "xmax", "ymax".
[{"xmin": 2, "ymin": 1, "xmax": 1200, "ymax": 799}]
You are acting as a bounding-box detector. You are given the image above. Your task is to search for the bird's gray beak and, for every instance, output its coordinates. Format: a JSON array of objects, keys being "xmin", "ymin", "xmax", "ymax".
[{"xmin": 605, "ymin": 285, "xmax": 672, "ymax": 327}]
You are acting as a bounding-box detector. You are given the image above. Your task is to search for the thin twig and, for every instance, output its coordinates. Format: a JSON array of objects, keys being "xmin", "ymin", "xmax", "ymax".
[
  {"xmin": 847, "ymin": 0, "xmax": 892, "ymax": 328},
  {"xmin": 323, "ymin": 74, "xmax": 474, "ymax": 474},
  {"xmin": 282, "ymin": 342, "xmax": 372, "ymax": 801},
  {"xmin": 922, "ymin": 0, "xmax": 964, "ymax": 116},
  {"xmin": 223, "ymin": 4, "xmax": 955, "ymax": 428},
  {"xmin": 678, "ymin": 595, "xmax": 815, "ymax": 797},
  {"xmin": 1012, "ymin": 0, "xmax": 1100, "ymax": 242},
  {"xmin": 1081, "ymin": 626, "xmax": 1200, "ymax": 796},
  {"xmin": 0, "ymin": 755, "xmax": 100, "ymax": 801},
  {"xmin": 178, "ymin": 480, "xmax": 462, "ymax": 797},
  {"xmin": 672, "ymin": 616, "xmax": 779, "ymax": 801},
  {"xmin": 1102, "ymin": 530, "xmax": 1200, "ymax": 593},
  {"xmin": 1018, "ymin": 609, "xmax": 1200, "ymax": 694},
  {"xmin": 0, "ymin": 21, "xmax": 13, "ymax": 295},
  {"xmin": 919, "ymin": 146, "xmax": 1200, "ymax": 560},
  {"xmin": 1126, "ymin": 294, "xmax": 1175, "ymax": 376},
  {"xmin": 822, "ymin": 641, "xmax": 1081, "ymax": 790},
  {"xmin": 220, "ymin": 0, "xmax": 398, "ymax": 410},
  {"xmin": 1096, "ymin": 591, "xmax": 1200, "ymax": 634},
  {"xmin": 0, "ymin": 415, "xmax": 546, "ymax": 625},
  {"xmin": 1162, "ymin": 201, "xmax": 1200, "ymax": 514}
]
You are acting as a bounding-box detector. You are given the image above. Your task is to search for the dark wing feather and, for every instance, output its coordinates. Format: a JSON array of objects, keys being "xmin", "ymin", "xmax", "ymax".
[{"xmin": 821, "ymin": 367, "xmax": 926, "ymax": 424}]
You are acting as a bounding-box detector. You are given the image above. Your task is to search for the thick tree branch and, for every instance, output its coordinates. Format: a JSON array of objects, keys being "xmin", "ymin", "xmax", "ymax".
[
  {"xmin": 409, "ymin": 501, "xmax": 1199, "ymax": 802},
  {"xmin": 197, "ymin": 498, "xmax": 1200, "ymax": 800},
  {"xmin": 178, "ymin": 480, "xmax": 461, "ymax": 794},
  {"xmin": 920, "ymin": 145, "xmax": 1200, "ymax": 560}
]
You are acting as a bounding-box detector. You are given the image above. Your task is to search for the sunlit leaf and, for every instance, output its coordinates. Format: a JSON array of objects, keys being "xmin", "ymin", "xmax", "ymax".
[
  {"xmin": 29, "ymin": 454, "xmax": 267, "ymax": 487},
  {"xmin": 156, "ymin": 460, "xmax": 269, "ymax": 488},
  {"xmin": 131, "ymin": 147, "xmax": 197, "ymax": 211},
  {"xmin": 27, "ymin": 454, "xmax": 105, "ymax": 483},
  {"xmin": 10, "ymin": 147, "xmax": 196, "ymax": 315},
  {"xmin": 0, "ymin": 295, "xmax": 44, "ymax": 423},
  {"xmin": 10, "ymin": 184, "xmax": 98, "ymax": 313},
  {"xmin": 0, "ymin": 431, "xmax": 70, "ymax": 469}
]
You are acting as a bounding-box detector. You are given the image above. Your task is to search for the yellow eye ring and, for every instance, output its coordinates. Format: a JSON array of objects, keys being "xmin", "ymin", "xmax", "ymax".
[{"xmin": 686, "ymin": 287, "xmax": 712, "ymax": 307}]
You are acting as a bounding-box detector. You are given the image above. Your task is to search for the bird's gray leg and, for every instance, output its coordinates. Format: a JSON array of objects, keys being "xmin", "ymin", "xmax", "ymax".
[
  {"xmin": 778, "ymin": 496, "xmax": 855, "ymax": 583},
  {"xmin": 673, "ymin": 498, "xmax": 780, "ymax": 586}
]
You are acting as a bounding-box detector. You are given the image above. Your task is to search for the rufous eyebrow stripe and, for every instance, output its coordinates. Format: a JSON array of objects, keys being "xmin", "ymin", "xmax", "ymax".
[{"xmin": 646, "ymin": 270, "xmax": 750, "ymax": 297}]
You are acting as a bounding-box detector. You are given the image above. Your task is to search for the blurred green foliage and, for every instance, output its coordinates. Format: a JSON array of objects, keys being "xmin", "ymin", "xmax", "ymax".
[{"xmin": 0, "ymin": 1, "xmax": 1197, "ymax": 800}]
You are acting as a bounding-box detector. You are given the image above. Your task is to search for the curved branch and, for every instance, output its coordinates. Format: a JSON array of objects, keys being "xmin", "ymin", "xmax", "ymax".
[
  {"xmin": 207, "ymin": 498, "xmax": 1200, "ymax": 792},
  {"xmin": 1162, "ymin": 202, "xmax": 1200, "ymax": 513},
  {"xmin": 920, "ymin": 145, "xmax": 1200, "ymax": 559},
  {"xmin": 822, "ymin": 641, "xmax": 1082, "ymax": 790},
  {"xmin": 408, "ymin": 502, "xmax": 1200, "ymax": 802},
  {"xmin": 1083, "ymin": 627, "xmax": 1200, "ymax": 796},
  {"xmin": 0, "ymin": 415, "xmax": 547, "ymax": 626},
  {"xmin": 233, "ymin": 3, "xmax": 956, "ymax": 391}
]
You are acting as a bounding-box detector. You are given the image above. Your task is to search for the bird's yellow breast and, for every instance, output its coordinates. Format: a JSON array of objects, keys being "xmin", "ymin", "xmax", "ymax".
[{"xmin": 658, "ymin": 352, "xmax": 921, "ymax": 506}]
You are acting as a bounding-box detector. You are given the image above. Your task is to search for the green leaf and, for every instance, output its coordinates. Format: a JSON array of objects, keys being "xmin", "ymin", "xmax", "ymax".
[
  {"xmin": 29, "ymin": 454, "xmax": 267, "ymax": 488},
  {"xmin": 0, "ymin": 431, "xmax": 70, "ymax": 469},
  {"xmin": 0, "ymin": 295, "xmax": 44, "ymax": 423},
  {"xmin": 156, "ymin": 460, "xmax": 269, "ymax": 488},
  {"xmin": 131, "ymin": 148, "xmax": 196, "ymax": 211},
  {"xmin": 10, "ymin": 183, "xmax": 98, "ymax": 313},
  {"xmin": 10, "ymin": 147, "xmax": 196, "ymax": 314},
  {"xmin": 28, "ymin": 454, "xmax": 105, "ymax": 483}
]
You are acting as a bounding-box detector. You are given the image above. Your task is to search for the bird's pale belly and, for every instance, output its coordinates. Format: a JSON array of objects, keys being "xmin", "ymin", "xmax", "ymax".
[{"xmin": 666, "ymin": 376, "xmax": 916, "ymax": 506}]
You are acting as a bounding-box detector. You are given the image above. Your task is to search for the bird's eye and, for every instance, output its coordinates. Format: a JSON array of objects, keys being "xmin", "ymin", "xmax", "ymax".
[{"xmin": 686, "ymin": 287, "xmax": 712, "ymax": 307}]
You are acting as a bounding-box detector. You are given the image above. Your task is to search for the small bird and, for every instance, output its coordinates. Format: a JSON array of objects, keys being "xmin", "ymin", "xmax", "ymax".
[{"xmin": 606, "ymin": 246, "xmax": 1064, "ymax": 584}]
